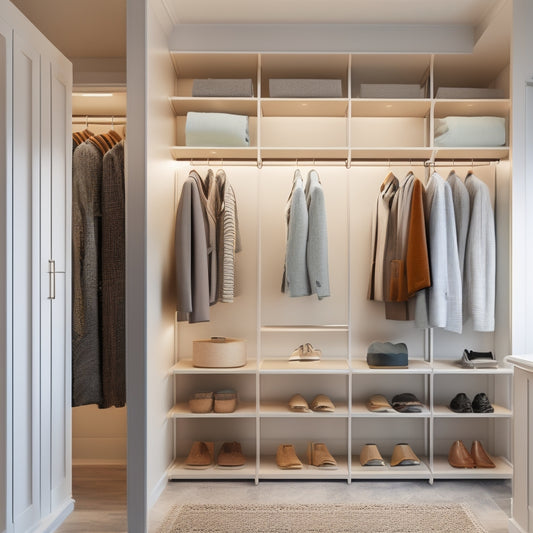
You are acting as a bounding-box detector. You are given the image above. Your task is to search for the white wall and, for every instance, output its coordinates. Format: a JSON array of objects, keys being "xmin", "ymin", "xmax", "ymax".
[{"xmin": 146, "ymin": 0, "xmax": 176, "ymax": 508}]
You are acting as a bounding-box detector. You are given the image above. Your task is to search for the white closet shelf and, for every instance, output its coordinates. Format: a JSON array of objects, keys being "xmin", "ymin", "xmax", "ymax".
[
  {"xmin": 432, "ymin": 405, "xmax": 511, "ymax": 418},
  {"xmin": 350, "ymin": 147, "xmax": 433, "ymax": 159},
  {"xmin": 351, "ymin": 99, "xmax": 431, "ymax": 118},
  {"xmin": 260, "ymin": 401, "xmax": 349, "ymax": 417},
  {"xmin": 171, "ymin": 146, "xmax": 258, "ymax": 160},
  {"xmin": 259, "ymin": 456, "xmax": 349, "ymax": 479},
  {"xmin": 351, "ymin": 456, "xmax": 431, "ymax": 479},
  {"xmin": 169, "ymin": 401, "xmax": 257, "ymax": 418},
  {"xmin": 260, "ymin": 98, "xmax": 349, "ymax": 117},
  {"xmin": 169, "ymin": 459, "xmax": 257, "ymax": 480},
  {"xmin": 351, "ymin": 359, "xmax": 432, "ymax": 374},
  {"xmin": 432, "ymin": 360, "xmax": 513, "ymax": 375},
  {"xmin": 170, "ymin": 360, "xmax": 257, "ymax": 374},
  {"xmin": 433, "ymin": 99, "xmax": 511, "ymax": 118},
  {"xmin": 169, "ymin": 96, "xmax": 258, "ymax": 116},
  {"xmin": 351, "ymin": 402, "xmax": 430, "ymax": 417},
  {"xmin": 260, "ymin": 147, "xmax": 349, "ymax": 159},
  {"xmin": 261, "ymin": 359, "xmax": 350, "ymax": 373},
  {"xmin": 261, "ymin": 324, "xmax": 349, "ymax": 332},
  {"xmin": 170, "ymin": 52, "xmax": 259, "ymax": 79},
  {"xmin": 431, "ymin": 456, "xmax": 512, "ymax": 479},
  {"xmin": 432, "ymin": 147, "xmax": 509, "ymax": 159}
]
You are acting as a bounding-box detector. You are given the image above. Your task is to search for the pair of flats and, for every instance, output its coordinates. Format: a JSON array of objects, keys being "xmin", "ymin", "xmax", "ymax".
[
  {"xmin": 288, "ymin": 393, "xmax": 335, "ymax": 413},
  {"xmin": 184, "ymin": 441, "xmax": 246, "ymax": 469},
  {"xmin": 449, "ymin": 392, "xmax": 494, "ymax": 413},
  {"xmin": 360, "ymin": 443, "xmax": 420, "ymax": 467},
  {"xmin": 448, "ymin": 440, "xmax": 495, "ymax": 468},
  {"xmin": 289, "ymin": 343, "xmax": 321, "ymax": 362},
  {"xmin": 276, "ymin": 442, "xmax": 337, "ymax": 469}
]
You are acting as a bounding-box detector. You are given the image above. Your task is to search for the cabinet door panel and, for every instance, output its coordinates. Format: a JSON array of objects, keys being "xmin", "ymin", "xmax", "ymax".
[
  {"xmin": 12, "ymin": 31, "xmax": 40, "ymax": 532},
  {"xmin": 0, "ymin": 15, "xmax": 12, "ymax": 533}
]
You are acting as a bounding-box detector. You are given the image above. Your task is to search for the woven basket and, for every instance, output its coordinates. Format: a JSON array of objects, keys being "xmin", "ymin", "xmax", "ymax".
[
  {"xmin": 214, "ymin": 391, "xmax": 238, "ymax": 413},
  {"xmin": 188, "ymin": 392, "xmax": 214, "ymax": 413},
  {"xmin": 192, "ymin": 337, "xmax": 246, "ymax": 368}
]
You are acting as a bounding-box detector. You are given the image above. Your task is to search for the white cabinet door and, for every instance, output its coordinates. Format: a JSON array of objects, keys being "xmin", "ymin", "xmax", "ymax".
[
  {"xmin": 0, "ymin": 15, "xmax": 12, "ymax": 533},
  {"xmin": 12, "ymin": 30, "xmax": 41, "ymax": 533}
]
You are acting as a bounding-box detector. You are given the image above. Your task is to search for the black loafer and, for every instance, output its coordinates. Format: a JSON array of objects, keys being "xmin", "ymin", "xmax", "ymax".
[
  {"xmin": 472, "ymin": 392, "xmax": 494, "ymax": 413},
  {"xmin": 449, "ymin": 393, "xmax": 473, "ymax": 413}
]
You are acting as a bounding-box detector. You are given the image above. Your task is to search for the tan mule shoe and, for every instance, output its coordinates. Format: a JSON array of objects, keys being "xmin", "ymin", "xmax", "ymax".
[
  {"xmin": 470, "ymin": 440, "xmax": 495, "ymax": 468},
  {"xmin": 307, "ymin": 442, "xmax": 338, "ymax": 469},
  {"xmin": 448, "ymin": 440, "xmax": 476, "ymax": 468},
  {"xmin": 310, "ymin": 394, "xmax": 335, "ymax": 412},
  {"xmin": 288, "ymin": 393, "xmax": 310, "ymax": 412},
  {"xmin": 184, "ymin": 441, "xmax": 214, "ymax": 469},
  {"xmin": 360, "ymin": 443, "xmax": 385, "ymax": 466},
  {"xmin": 216, "ymin": 441, "xmax": 246, "ymax": 469},
  {"xmin": 276, "ymin": 444, "xmax": 303, "ymax": 469},
  {"xmin": 390, "ymin": 443, "xmax": 420, "ymax": 466}
]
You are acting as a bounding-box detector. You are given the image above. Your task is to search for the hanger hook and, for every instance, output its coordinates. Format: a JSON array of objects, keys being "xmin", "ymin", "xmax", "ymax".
[
  {"xmin": 111, "ymin": 116, "xmax": 115, "ymax": 130},
  {"xmin": 296, "ymin": 159, "xmax": 299, "ymax": 168}
]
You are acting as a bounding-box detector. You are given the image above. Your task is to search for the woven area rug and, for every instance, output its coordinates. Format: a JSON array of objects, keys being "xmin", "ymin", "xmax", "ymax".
[{"xmin": 157, "ymin": 503, "xmax": 487, "ymax": 532}]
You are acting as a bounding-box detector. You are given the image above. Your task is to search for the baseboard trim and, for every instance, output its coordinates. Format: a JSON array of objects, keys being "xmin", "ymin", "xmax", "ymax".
[
  {"xmin": 34, "ymin": 498, "xmax": 74, "ymax": 533},
  {"xmin": 508, "ymin": 518, "xmax": 528, "ymax": 533},
  {"xmin": 149, "ymin": 468, "xmax": 170, "ymax": 509}
]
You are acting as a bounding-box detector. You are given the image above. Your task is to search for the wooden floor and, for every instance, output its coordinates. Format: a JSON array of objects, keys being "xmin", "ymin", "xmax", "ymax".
[{"xmin": 56, "ymin": 465, "xmax": 127, "ymax": 533}]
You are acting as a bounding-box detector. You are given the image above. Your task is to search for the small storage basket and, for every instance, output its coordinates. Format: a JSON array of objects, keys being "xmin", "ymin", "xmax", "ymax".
[
  {"xmin": 214, "ymin": 390, "xmax": 238, "ymax": 413},
  {"xmin": 188, "ymin": 392, "xmax": 214, "ymax": 413},
  {"xmin": 192, "ymin": 337, "xmax": 246, "ymax": 368}
]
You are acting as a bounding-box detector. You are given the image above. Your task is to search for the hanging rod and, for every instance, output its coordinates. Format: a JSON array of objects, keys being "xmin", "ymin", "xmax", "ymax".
[
  {"xmin": 183, "ymin": 158, "xmax": 499, "ymax": 168},
  {"xmin": 72, "ymin": 115, "xmax": 127, "ymax": 126}
]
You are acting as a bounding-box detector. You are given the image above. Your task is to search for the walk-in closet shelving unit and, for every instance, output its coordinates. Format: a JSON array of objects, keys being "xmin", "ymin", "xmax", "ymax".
[{"xmin": 167, "ymin": 51, "xmax": 512, "ymax": 484}]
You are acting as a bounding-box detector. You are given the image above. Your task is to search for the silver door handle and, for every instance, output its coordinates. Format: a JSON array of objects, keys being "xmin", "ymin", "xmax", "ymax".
[{"xmin": 48, "ymin": 259, "xmax": 55, "ymax": 300}]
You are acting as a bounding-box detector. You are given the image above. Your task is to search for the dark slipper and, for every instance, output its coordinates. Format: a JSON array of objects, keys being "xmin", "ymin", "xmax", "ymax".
[
  {"xmin": 472, "ymin": 392, "xmax": 494, "ymax": 413},
  {"xmin": 449, "ymin": 392, "xmax": 473, "ymax": 413}
]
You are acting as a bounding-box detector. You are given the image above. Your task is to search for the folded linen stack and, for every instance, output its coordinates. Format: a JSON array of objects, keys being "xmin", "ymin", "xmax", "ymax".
[
  {"xmin": 434, "ymin": 116, "xmax": 506, "ymax": 147},
  {"xmin": 192, "ymin": 78, "xmax": 254, "ymax": 97},
  {"xmin": 185, "ymin": 111, "xmax": 250, "ymax": 147}
]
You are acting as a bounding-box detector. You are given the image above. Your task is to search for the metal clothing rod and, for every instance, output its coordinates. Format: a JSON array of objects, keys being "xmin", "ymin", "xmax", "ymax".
[
  {"xmin": 184, "ymin": 158, "xmax": 499, "ymax": 168},
  {"xmin": 72, "ymin": 115, "xmax": 127, "ymax": 126}
]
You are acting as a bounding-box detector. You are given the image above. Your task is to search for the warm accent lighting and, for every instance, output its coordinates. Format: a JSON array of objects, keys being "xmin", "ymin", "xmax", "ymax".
[{"xmin": 72, "ymin": 92, "xmax": 114, "ymax": 97}]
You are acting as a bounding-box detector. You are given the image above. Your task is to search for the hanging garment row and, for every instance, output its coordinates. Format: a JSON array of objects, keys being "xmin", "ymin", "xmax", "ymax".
[
  {"xmin": 175, "ymin": 169, "xmax": 242, "ymax": 324},
  {"xmin": 282, "ymin": 169, "xmax": 330, "ymax": 300},
  {"xmin": 369, "ymin": 169, "xmax": 495, "ymax": 333},
  {"xmin": 72, "ymin": 128, "xmax": 126, "ymax": 408}
]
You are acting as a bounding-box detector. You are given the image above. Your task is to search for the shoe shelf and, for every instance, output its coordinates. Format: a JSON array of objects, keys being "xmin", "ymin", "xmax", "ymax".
[
  {"xmin": 259, "ymin": 456, "xmax": 349, "ymax": 479},
  {"xmin": 168, "ymin": 459, "xmax": 257, "ymax": 480},
  {"xmin": 260, "ymin": 401, "xmax": 349, "ymax": 417},
  {"xmin": 169, "ymin": 401, "xmax": 257, "ymax": 418},
  {"xmin": 431, "ymin": 456, "xmax": 513, "ymax": 480},
  {"xmin": 170, "ymin": 359, "xmax": 257, "ymax": 374},
  {"xmin": 351, "ymin": 402, "xmax": 430, "ymax": 418},
  {"xmin": 351, "ymin": 456, "xmax": 431, "ymax": 480},
  {"xmin": 260, "ymin": 359, "xmax": 350, "ymax": 374},
  {"xmin": 432, "ymin": 405, "xmax": 512, "ymax": 418},
  {"xmin": 432, "ymin": 360, "xmax": 513, "ymax": 375},
  {"xmin": 261, "ymin": 98, "xmax": 349, "ymax": 117},
  {"xmin": 351, "ymin": 359, "xmax": 432, "ymax": 374},
  {"xmin": 260, "ymin": 324, "xmax": 349, "ymax": 332}
]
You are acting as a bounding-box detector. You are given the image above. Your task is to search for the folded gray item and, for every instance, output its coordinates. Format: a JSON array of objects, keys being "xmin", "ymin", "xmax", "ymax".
[
  {"xmin": 434, "ymin": 116, "xmax": 506, "ymax": 147},
  {"xmin": 185, "ymin": 112, "xmax": 250, "ymax": 147},
  {"xmin": 459, "ymin": 349, "xmax": 498, "ymax": 369},
  {"xmin": 360, "ymin": 84, "xmax": 424, "ymax": 98},
  {"xmin": 192, "ymin": 78, "xmax": 254, "ymax": 97},
  {"xmin": 435, "ymin": 87, "xmax": 504, "ymax": 99},
  {"xmin": 367, "ymin": 341, "xmax": 408, "ymax": 368},
  {"xmin": 269, "ymin": 78, "xmax": 342, "ymax": 98},
  {"xmin": 391, "ymin": 392, "xmax": 423, "ymax": 413}
]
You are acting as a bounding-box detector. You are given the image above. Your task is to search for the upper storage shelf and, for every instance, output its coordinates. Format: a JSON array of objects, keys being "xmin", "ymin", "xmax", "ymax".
[{"xmin": 168, "ymin": 51, "xmax": 511, "ymax": 162}]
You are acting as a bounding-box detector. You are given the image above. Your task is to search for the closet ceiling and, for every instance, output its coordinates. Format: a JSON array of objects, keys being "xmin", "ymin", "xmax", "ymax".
[{"xmin": 10, "ymin": 0, "xmax": 507, "ymax": 60}]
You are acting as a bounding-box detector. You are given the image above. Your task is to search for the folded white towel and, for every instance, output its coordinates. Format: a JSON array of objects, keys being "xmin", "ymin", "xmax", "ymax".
[
  {"xmin": 185, "ymin": 112, "xmax": 250, "ymax": 147},
  {"xmin": 434, "ymin": 116, "xmax": 506, "ymax": 147}
]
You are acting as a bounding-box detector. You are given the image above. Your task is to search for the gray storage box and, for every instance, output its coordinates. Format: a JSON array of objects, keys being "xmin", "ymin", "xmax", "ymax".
[
  {"xmin": 269, "ymin": 78, "xmax": 342, "ymax": 98},
  {"xmin": 359, "ymin": 84, "xmax": 425, "ymax": 98},
  {"xmin": 435, "ymin": 87, "xmax": 504, "ymax": 99}
]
